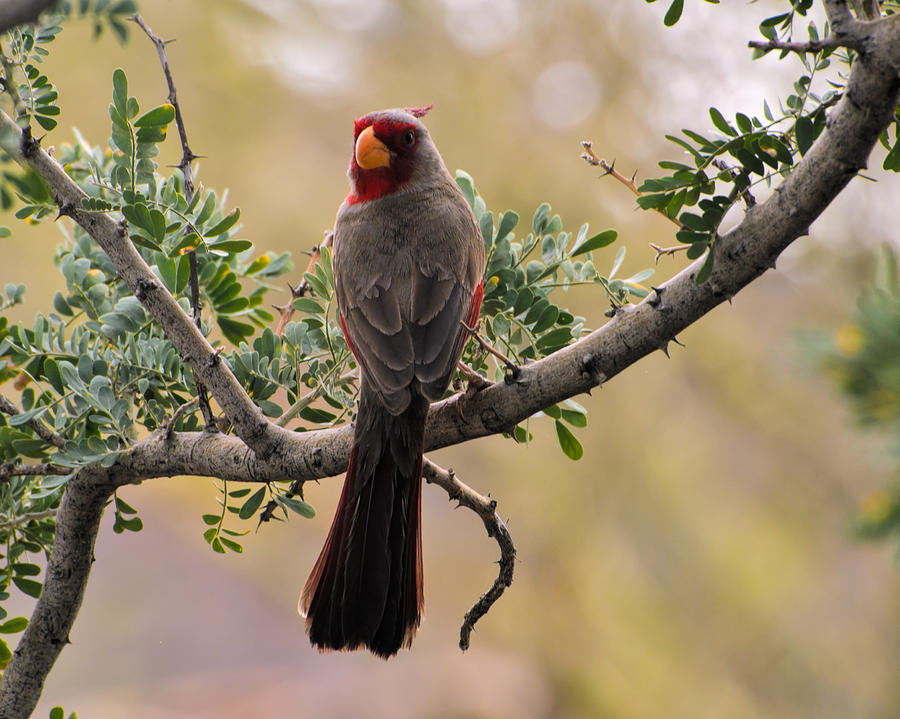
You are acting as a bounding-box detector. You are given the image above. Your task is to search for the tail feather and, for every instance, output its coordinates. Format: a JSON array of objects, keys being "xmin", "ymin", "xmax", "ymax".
[{"xmin": 300, "ymin": 384, "xmax": 428, "ymax": 658}]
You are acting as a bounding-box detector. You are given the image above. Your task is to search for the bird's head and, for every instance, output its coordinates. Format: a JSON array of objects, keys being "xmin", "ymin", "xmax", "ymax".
[{"xmin": 346, "ymin": 105, "xmax": 444, "ymax": 205}]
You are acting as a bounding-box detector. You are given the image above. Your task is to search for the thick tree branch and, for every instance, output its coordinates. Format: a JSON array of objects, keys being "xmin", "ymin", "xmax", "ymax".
[
  {"xmin": 0, "ymin": 428, "xmax": 307, "ymax": 718},
  {"xmin": 0, "ymin": 464, "xmax": 112, "ymax": 719},
  {"xmin": 0, "ymin": 0, "xmax": 53, "ymax": 35}
]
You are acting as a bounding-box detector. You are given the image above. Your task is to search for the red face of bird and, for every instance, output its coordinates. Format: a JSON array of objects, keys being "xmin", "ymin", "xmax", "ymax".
[{"xmin": 346, "ymin": 106, "xmax": 448, "ymax": 205}]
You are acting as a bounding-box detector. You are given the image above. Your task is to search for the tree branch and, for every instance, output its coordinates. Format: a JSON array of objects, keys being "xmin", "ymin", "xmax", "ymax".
[
  {"xmin": 0, "ymin": 0, "xmax": 53, "ymax": 35},
  {"xmin": 0, "ymin": 462, "xmax": 67, "ymax": 481},
  {"xmin": 748, "ymin": 37, "xmax": 850, "ymax": 53},
  {"xmin": 0, "ymin": 464, "xmax": 113, "ymax": 718},
  {"xmin": 130, "ymin": 13, "xmax": 216, "ymax": 429},
  {"xmin": 422, "ymin": 459, "xmax": 515, "ymax": 650},
  {"xmin": 0, "ymin": 395, "xmax": 65, "ymax": 449}
]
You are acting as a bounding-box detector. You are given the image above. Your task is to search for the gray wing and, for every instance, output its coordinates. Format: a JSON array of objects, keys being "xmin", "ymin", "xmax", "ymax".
[{"xmin": 336, "ymin": 270, "xmax": 415, "ymax": 415}]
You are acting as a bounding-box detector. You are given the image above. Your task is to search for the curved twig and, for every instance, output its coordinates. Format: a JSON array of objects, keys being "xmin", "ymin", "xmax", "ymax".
[{"xmin": 422, "ymin": 459, "xmax": 516, "ymax": 649}]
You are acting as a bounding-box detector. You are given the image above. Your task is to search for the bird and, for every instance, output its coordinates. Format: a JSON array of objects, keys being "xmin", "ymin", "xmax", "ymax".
[{"xmin": 299, "ymin": 106, "xmax": 485, "ymax": 658}]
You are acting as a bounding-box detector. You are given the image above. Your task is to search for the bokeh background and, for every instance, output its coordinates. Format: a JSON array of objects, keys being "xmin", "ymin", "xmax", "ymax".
[{"xmin": 5, "ymin": 1, "xmax": 900, "ymax": 717}]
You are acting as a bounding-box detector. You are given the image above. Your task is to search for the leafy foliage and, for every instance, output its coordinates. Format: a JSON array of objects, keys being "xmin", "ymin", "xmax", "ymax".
[
  {"xmin": 634, "ymin": 2, "xmax": 887, "ymax": 283},
  {"xmin": 803, "ymin": 247, "xmax": 900, "ymax": 543}
]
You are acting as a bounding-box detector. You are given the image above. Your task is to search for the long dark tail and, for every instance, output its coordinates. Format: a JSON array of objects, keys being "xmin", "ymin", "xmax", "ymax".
[{"xmin": 300, "ymin": 383, "xmax": 428, "ymax": 658}]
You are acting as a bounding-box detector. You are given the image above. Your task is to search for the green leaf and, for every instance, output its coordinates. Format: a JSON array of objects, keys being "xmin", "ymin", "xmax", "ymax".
[
  {"xmin": 555, "ymin": 420, "xmax": 584, "ymax": 460},
  {"xmin": 795, "ymin": 116, "xmax": 815, "ymax": 156},
  {"xmin": 532, "ymin": 203, "xmax": 551, "ymax": 235},
  {"xmin": 560, "ymin": 408, "xmax": 588, "ymax": 427},
  {"xmin": 12, "ymin": 438, "xmax": 48, "ymax": 458},
  {"xmin": 609, "ymin": 246, "xmax": 626, "ymax": 279},
  {"xmin": 12, "ymin": 576, "xmax": 42, "ymax": 598},
  {"xmin": 0, "ymin": 617, "xmax": 28, "ymax": 633},
  {"xmin": 134, "ymin": 104, "xmax": 175, "ymax": 128},
  {"xmin": 239, "ymin": 486, "xmax": 266, "ymax": 520},
  {"xmin": 292, "ymin": 297, "xmax": 324, "ymax": 315},
  {"xmin": 883, "ymin": 136, "xmax": 900, "ymax": 172},
  {"xmin": 49, "ymin": 708, "xmax": 64, "ymax": 719},
  {"xmin": 219, "ymin": 537, "xmax": 243, "ymax": 553},
  {"xmin": 202, "ymin": 514, "xmax": 220, "ymax": 526},
  {"xmin": 663, "ymin": 0, "xmax": 683, "ymax": 26},
  {"xmin": 112, "ymin": 68, "xmax": 128, "ymax": 115},
  {"xmin": 695, "ymin": 245, "xmax": 715, "ymax": 285},
  {"xmin": 709, "ymin": 107, "xmax": 736, "ymax": 136},
  {"xmin": 496, "ymin": 210, "xmax": 518, "ymax": 241},
  {"xmin": 571, "ymin": 229, "xmax": 617, "ymax": 257},
  {"xmin": 275, "ymin": 493, "xmax": 316, "ymax": 518},
  {"xmin": 203, "ymin": 208, "xmax": 241, "ymax": 238},
  {"xmin": 207, "ymin": 238, "xmax": 253, "ymax": 255}
]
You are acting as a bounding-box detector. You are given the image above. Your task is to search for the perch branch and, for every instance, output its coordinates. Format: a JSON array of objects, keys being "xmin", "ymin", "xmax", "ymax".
[{"xmin": 422, "ymin": 459, "xmax": 515, "ymax": 650}]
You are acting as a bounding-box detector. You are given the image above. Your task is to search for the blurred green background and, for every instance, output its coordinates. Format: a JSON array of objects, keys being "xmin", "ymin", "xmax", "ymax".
[{"xmin": 5, "ymin": 0, "xmax": 900, "ymax": 717}]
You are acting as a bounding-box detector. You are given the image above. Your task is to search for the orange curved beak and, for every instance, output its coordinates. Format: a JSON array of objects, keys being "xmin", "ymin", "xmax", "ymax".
[{"xmin": 355, "ymin": 125, "xmax": 392, "ymax": 170}]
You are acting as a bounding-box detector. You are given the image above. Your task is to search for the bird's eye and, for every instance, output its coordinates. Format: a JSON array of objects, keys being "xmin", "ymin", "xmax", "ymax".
[{"xmin": 402, "ymin": 129, "xmax": 415, "ymax": 146}]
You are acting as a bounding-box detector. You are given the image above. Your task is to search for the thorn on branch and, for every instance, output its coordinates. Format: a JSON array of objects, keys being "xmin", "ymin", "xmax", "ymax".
[
  {"xmin": 55, "ymin": 201, "xmax": 76, "ymax": 221},
  {"xmin": 19, "ymin": 125, "xmax": 39, "ymax": 158}
]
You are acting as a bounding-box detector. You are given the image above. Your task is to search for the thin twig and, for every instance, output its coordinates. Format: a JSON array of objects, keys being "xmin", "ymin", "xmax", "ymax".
[
  {"xmin": 164, "ymin": 397, "xmax": 200, "ymax": 438},
  {"xmin": 130, "ymin": 13, "xmax": 215, "ymax": 429},
  {"xmin": 0, "ymin": 508, "xmax": 57, "ymax": 532},
  {"xmin": 0, "ymin": 395, "xmax": 65, "ymax": 449},
  {"xmin": 748, "ymin": 37, "xmax": 847, "ymax": 53},
  {"xmin": 274, "ymin": 369, "xmax": 356, "ymax": 428},
  {"xmin": 456, "ymin": 361, "xmax": 492, "ymax": 391},
  {"xmin": 462, "ymin": 320, "xmax": 521, "ymax": 381},
  {"xmin": 275, "ymin": 232, "xmax": 334, "ymax": 336},
  {"xmin": 581, "ymin": 141, "xmax": 683, "ymax": 231},
  {"xmin": 0, "ymin": 462, "xmax": 68, "ymax": 481},
  {"xmin": 648, "ymin": 242, "xmax": 690, "ymax": 263},
  {"xmin": 713, "ymin": 158, "xmax": 757, "ymax": 209},
  {"xmin": 421, "ymin": 458, "xmax": 515, "ymax": 651}
]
